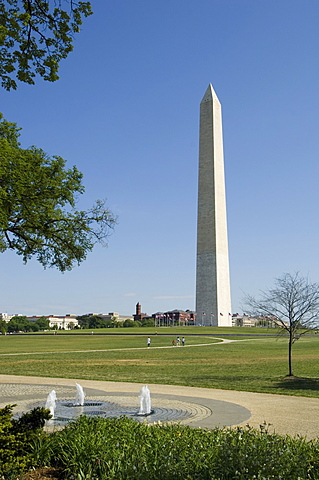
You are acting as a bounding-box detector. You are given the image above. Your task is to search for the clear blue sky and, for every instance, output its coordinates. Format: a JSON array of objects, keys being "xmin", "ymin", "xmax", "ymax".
[{"xmin": 1, "ymin": 0, "xmax": 319, "ymax": 317}]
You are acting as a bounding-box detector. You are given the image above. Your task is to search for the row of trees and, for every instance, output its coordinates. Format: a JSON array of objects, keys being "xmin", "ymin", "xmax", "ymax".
[
  {"xmin": 1, "ymin": 273, "xmax": 319, "ymax": 383},
  {"xmin": 0, "ymin": 315, "xmax": 156, "ymax": 333},
  {"xmin": 0, "ymin": 315, "xmax": 50, "ymax": 334},
  {"xmin": 76, "ymin": 315, "xmax": 155, "ymax": 329}
]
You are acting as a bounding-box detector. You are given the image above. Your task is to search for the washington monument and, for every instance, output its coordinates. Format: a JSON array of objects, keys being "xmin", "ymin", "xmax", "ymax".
[{"xmin": 195, "ymin": 84, "xmax": 232, "ymax": 326}]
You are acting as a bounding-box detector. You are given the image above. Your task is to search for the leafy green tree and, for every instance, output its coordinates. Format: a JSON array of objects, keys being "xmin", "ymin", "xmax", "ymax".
[
  {"xmin": 0, "ymin": 0, "xmax": 93, "ymax": 90},
  {"xmin": 123, "ymin": 319, "xmax": 137, "ymax": 328},
  {"xmin": 141, "ymin": 318, "xmax": 155, "ymax": 327},
  {"xmin": 77, "ymin": 314, "xmax": 102, "ymax": 329},
  {"xmin": 0, "ymin": 319, "xmax": 7, "ymax": 334},
  {"xmin": 0, "ymin": 115, "xmax": 116, "ymax": 271},
  {"xmin": 76, "ymin": 314, "xmax": 91, "ymax": 329},
  {"xmin": 95, "ymin": 317, "xmax": 123, "ymax": 328},
  {"xmin": 88, "ymin": 315, "xmax": 104, "ymax": 329},
  {"xmin": 245, "ymin": 272, "xmax": 319, "ymax": 376},
  {"xmin": 29, "ymin": 322, "xmax": 39, "ymax": 331},
  {"xmin": 7, "ymin": 315, "xmax": 29, "ymax": 332},
  {"xmin": 35, "ymin": 316, "xmax": 50, "ymax": 330},
  {"xmin": 77, "ymin": 315, "xmax": 119, "ymax": 329}
]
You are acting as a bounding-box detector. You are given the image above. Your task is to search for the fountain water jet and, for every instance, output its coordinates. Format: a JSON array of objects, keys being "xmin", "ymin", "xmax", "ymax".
[
  {"xmin": 74, "ymin": 383, "xmax": 85, "ymax": 406},
  {"xmin": 45, "ymin": 390, "xmax": 57, "ymax": 418},
  {"xmin": 138, "ymin": 385, "xmax": 153, "ymax": 416}
]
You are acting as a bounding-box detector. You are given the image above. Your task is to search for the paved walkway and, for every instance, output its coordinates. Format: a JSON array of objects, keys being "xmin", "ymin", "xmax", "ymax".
[{"xmin": 0, "ymin": 375, "xmax": 318, "ymax": 439}]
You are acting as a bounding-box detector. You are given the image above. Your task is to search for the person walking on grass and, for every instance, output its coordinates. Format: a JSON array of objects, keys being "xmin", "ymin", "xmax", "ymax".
[{"xmin": 147, "ymin": 336, "xmax": 151, "ymax": 347}]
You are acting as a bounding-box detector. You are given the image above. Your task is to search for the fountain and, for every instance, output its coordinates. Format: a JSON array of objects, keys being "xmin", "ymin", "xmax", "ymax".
[
  {"xmin": 4, "ymin": 381, "xmax": 251, "ymax": 430},
  {"xmin": 45, "ymin": 390, "xmax": 57, "ymax": 418},
  {"xmin": 74, "ymin": 383, "xmax": 85, "ymax": 406},
  {"xmin": 137, "ymin": 385, "xmax": 153, "ymax": 416},
  {"xmin": 33, "ymin": 383, "xmax": 193, "ymax": 427}
]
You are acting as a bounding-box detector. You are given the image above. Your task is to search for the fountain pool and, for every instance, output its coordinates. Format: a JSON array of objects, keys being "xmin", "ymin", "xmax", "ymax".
[{"xmin": 0, "ymin": 382, "xmax": 252, "ymax": 430}]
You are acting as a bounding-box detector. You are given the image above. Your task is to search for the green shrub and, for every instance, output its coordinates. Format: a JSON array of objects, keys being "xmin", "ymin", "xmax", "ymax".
[
  {"xmin": 212, "ymin": 424, "xmax": 319, "ymax": 479},
  {"xmin": 31, "ymin": 416, "xmax": 319, "ymax": 480},
  {"xmin": 0, "ymin": 405, "xmax": 51, "ymax": 479}
]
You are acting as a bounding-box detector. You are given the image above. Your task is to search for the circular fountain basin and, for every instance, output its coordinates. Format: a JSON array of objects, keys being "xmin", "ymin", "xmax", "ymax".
[
  {"xmin": 0, "ymin": 384, "xmax": 252, "ymax": 431},
  {"xmin": 33, "ymin": 397, "xmax": 193, "ymax": 427},
  {"xmin": 63, "ymin": 402, "xmax": 103, "ymax": 407}
]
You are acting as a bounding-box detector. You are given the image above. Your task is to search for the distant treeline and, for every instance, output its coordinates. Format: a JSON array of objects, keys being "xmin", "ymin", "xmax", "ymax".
[
  {"xmin": 0, "ymin": 315, "xmax": 155, "ymax": 334},
  {"xmin": 77, "ymin": 315, "xmax": 154, "ymax": 329},
  {"xmin": 0, "ymin": 316, "xmax": 50, "ymax": 333}
]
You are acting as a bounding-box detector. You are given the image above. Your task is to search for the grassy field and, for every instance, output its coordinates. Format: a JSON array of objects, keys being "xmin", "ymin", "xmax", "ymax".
[{"xmin": 0, "ymin": 327, "xmax": 318, "ymax": 397}]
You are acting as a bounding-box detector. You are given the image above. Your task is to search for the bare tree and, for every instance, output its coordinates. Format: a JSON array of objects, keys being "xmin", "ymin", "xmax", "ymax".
[{"xmin": 245, "ymin": 273, "xmax": 319, "ymax": 377}]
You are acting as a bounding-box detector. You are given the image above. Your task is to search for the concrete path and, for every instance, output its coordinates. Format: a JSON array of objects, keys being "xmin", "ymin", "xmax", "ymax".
[{"xmin": 0, "ymin": 374, "xmax": 318, "ymax": 439}]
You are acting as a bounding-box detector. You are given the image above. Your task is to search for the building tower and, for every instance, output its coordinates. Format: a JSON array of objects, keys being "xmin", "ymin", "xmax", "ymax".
[
  {"xmin": 133, "ymin": 302, "xmax": 142, "ymax": 322},
  {"xmin": 195, "ymin": 84, "xmax": 232, "ymax": 326}
]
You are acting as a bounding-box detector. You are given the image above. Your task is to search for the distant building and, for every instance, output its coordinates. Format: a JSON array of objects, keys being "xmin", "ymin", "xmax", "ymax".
[
  {"xmin": 99, "ymin": 312, "xmax": 133, "ymax": 322},
  {"xmin": 27, "ymin": 315, "xmax": 79, "ymax": 330},
  {"xmin": 152, "ymin": 309, "xmax": 196, "ymax": 327},
  {"xmin": 0, "ymin": 313, "xmax": 14, "ymax": 322},
  {"xmin": 232, "ymin": 314, "xmax": 277, "ymax": 328},
  {"xmin": 133, "ymin": 303, "xmax": 148, "ymax": 322},
  {"xmin": 0, "ymin": 313, "xmax": 24, "ymax": 322}
]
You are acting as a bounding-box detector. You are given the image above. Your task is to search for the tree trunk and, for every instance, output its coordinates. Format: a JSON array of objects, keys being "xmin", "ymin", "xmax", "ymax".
[{"xmin": 288, "ymin": 333, "xmax": 293, "ymax": 376}]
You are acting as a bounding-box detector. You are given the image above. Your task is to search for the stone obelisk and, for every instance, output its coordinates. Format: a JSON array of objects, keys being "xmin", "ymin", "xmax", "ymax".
[{"xmin": 195, "ymin": 84, "xmax": 232, "ymax": 327}]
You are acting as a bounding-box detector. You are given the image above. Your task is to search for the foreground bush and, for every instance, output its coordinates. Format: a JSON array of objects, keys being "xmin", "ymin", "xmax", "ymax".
[
  {"xmin": 0, "ymin": 405, "xmax": 50, "ymax": 479},
  {"xmin": 31, "ymin": 415, "xmax": 319, "ymax": 480}
]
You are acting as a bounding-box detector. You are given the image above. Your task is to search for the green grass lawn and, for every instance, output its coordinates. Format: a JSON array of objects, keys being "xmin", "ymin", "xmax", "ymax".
[
  {"xmin": 0, "ymin": 328, "xmax": 318, "ymax": 397},
  {"xmin": 0, "ymin": 331, "xmax": 221, "ymax": 353}
]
